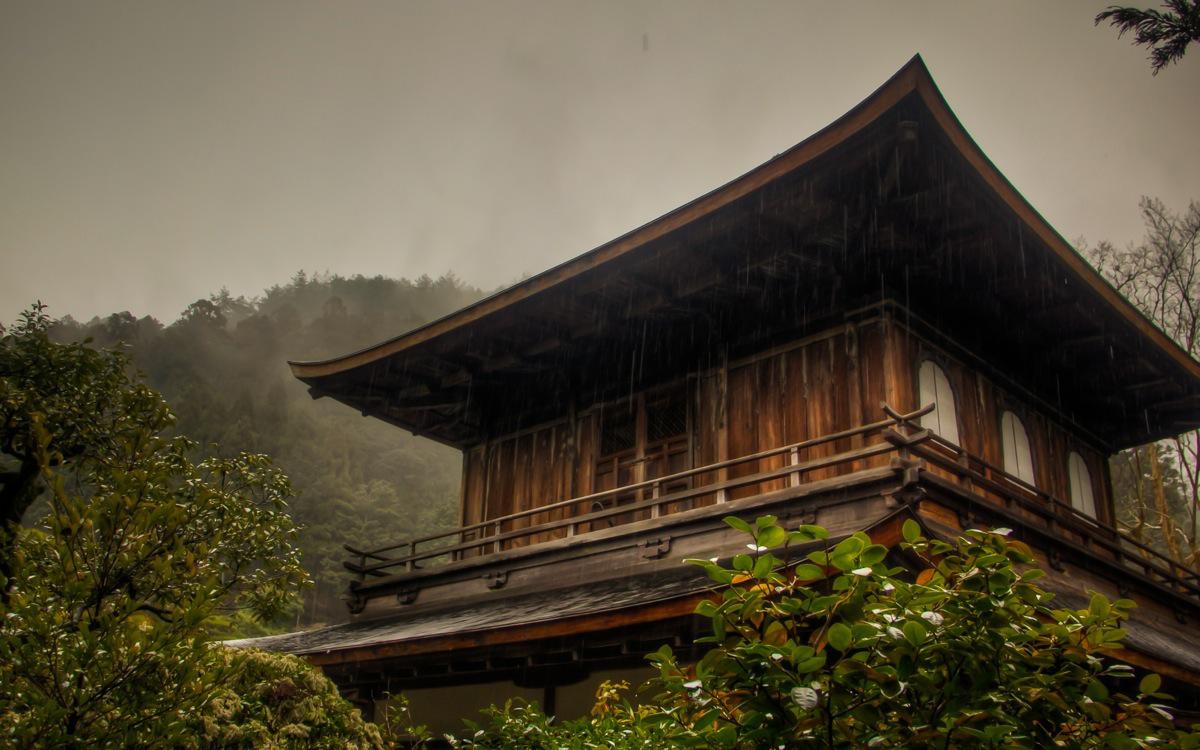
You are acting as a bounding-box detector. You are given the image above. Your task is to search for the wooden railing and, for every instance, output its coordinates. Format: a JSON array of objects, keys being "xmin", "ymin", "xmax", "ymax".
[
  {"xmin": 343, "ymin": 404, "xmax": 1200, "ymax": 607},
  {"xmin": 344, "ymin": 404, "xmax": 933, "ymax": 580},
  {"xmin": 912, "ymin": 435, "xmax": 1200, "ymax": 601}
]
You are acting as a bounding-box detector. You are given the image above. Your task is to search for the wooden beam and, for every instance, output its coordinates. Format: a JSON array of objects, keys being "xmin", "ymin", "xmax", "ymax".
[
  {"xmin": 1060, "ymin": 334, "xmax": 1108, "ymax": 351},
  {"xmin": 439, "ymin": 369, "xmax": 473, "ymax": 389},
  {"xmin": 396, "ymin": 383, "xmax": 432, "ymax": 399},
  {"xmin": 1125, "ymin": 378, "xmax": 1174, "ymax": 393},
  {"xmin": 394, "ymin": 394, "xmax": 467, "ymax": 412}
]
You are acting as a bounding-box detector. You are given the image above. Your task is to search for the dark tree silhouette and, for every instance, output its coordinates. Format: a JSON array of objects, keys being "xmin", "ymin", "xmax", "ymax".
[{"xmin": 1096, "ymin": 0, "xmax": 1200, "ymax": 73}]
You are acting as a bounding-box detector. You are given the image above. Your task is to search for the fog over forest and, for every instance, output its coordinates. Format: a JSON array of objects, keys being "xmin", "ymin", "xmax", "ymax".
[
  {"xmin": 2, "ymin": 1, "xmax": 1198, "ymax": 327},
  {"xmin": 46, "ymin": 272, "xmax": 488, "ymax": 625}
]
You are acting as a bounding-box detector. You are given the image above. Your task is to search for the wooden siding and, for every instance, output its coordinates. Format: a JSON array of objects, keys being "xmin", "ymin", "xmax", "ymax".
[
  {"xmin": 889, "ymin": 321, "xmax": 1114, "ymax": 526},
  {"xmin": 456, "ymin": 311, "xmax": 1115, "ymax": 539},
  {"xmin": 460, "ymin": 319, "xmax": 893, "ymax": 537},
  {"xmin": 726, "ymin": 323, "xmax": 889, "ymax": 498}
]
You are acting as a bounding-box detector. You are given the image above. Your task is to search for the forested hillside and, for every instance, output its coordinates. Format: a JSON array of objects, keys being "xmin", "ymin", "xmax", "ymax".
[{"xmin": 49, "ymin": 271, "xmax": 487, "ymax": 625}]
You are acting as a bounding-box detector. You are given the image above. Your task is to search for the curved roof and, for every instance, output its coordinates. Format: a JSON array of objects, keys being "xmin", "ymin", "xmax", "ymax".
[{"xmin": 290, "ymin": 55, "xmax": 1200, "ymax": 449}]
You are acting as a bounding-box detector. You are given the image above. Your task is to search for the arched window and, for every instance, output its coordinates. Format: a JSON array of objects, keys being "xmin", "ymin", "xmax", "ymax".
[
  {"xmin": 1068, "ymin": 451, "xmax": 1097, "ymax": 518},
  {"xmin": 918, "ymin": 360, "xmax": 959, "ymax": 446},
  {"xmin": 1000, "ymin": 411, "xmax": 1035, "ymax": 486}
]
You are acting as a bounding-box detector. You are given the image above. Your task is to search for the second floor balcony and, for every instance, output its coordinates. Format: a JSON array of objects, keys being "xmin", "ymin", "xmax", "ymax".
[{"xmin": 340, "ymin": 404, "xmax": 1200, "ymax": 620}]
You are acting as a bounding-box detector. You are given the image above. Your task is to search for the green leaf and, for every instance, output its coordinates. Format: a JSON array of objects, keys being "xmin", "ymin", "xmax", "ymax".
[
  {"xmin": 685, "ymin": 559, "xmax": 734, "ymax": 585},
  {"xmin": 712, "ymin": 724, "xmax": 738, "ymax": 748},
  {"xmin": 732, "ymin": 554, "xmax": 753, "ymax": 572},
  {"xmin": 1089, "ymin": 592, "xmax": 1111, "ymax": 619},
  {"xmin": 832, "ymin": 535, "xmax": 865, "ymax": 560},
  {"xmin": 724, "ymin": 516, "xmax": 752, "ymax": 534},
  {"xmin": 1105, "ymin": 734, "xmax": 1139, "ymax": 750},
  {"xmin": 859, "ymin": 544, "xmax": 887, "ymax": 566},
  {"xmin": 901, "ymin": 518, "xmax": 921, "ymax": 543},
  {"xmin": 752, "ymin": 554, "xmax": 774, "ymax": 579},
  {"xmin": 1085, "ymin": 679, "xmax": 1109, "ymax": 701},
  {"xmin": 830, "ymin": 554, "xmax": 856, "ymax": 572},
  {"xmin": 797, "ymin": 524, "xmax": 829, "ymax": 540},
  {"xmin": 827, "ymin": 622, "xmax": 853, "ymax": 651},
  {"xmin": 755, "ymin": 515, "xmax": 778, "ymax": 530},
  {"xmin": 794, "ymin": 653, "xmax": 827, "ymax": 673},
  {"xmin": 793, "ymin": 563, "xmax": 824, "ymax": 581},
  {"xmin": 1139, "ymin": 673, "xmax": 1162, "ymax": 695},
  {"xmin": 902, "ymin": 620, "xmax": 926, "ymax": 647},
  {"xmin": 757, "ymin": 525, "xmax": 786, "ymax": 549},
  {"xmin": 1102, "ymin": 627, "xmax": 1127, "ymax": 643}
]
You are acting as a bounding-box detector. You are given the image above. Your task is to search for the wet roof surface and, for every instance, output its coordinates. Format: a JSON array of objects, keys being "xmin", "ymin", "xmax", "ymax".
[{"xmin": 226, "ymin": 567, "xmax": 709, "ymax": 656}]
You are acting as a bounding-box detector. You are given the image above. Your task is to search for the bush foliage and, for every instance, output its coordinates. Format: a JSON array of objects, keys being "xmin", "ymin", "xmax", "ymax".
[
  {"xmin": 0, "ymin": 308, "xmax": 343, "ymax": 747},
  {"xmin": 187, "ymin": 648, "xmax": 385, "ymax": 750},
  {"xmin": 453, "ymin": 516, "xmax": 1200, "ymax": 749}
]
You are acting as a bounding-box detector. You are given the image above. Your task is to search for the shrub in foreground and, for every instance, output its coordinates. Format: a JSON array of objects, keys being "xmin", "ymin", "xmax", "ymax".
[{"xmin": 454, "ymin": 517, "xmax": 1200, "ymax": 749}]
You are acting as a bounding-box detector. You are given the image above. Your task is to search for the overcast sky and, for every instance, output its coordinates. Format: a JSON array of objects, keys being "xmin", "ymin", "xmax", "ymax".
[{"xmin": 1, "ymin": 1, "xmax": 1197, "ymax": 325}]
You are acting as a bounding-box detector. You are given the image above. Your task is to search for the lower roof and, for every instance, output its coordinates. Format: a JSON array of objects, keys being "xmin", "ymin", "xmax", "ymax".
[
  {"xmin": 226, "ymin": 566, "xmax": 708, "ymax": 660},
  {"xmin": 230, "ymin": 517, "xmax": 1200, "ymax": 685}
]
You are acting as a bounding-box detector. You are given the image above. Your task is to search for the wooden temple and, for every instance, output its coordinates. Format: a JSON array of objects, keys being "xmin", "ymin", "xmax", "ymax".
[{"xmin": 238, "ymin": 56, "xmax": 1200, "ymax": 730}]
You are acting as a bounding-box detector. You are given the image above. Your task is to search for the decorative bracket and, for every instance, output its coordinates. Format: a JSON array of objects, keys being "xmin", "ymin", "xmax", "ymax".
[
  {"xmin": 1047, "ymin": 549, "xmax": 1066, "ymax": 572},
  {"xmin": 346, "ymin": 591, "xmax": 367, "ymax": 615},
  {"xmin": 396, "ymin": 588, "xmax": 419, "ymax": 605},
  {"xmin": 787, "ymin": 508, "xmax": 819, "ymax": 526},
  {"xmin": 640, "ymin": 537, "xmax": 672, "ymax": 560},
  {"xmin": 484, "ymin": 571, "xmax": 509, "ymax": 590},
  {"xmin": 956, "ymin": 509, "xmax": 980, "ymax": 530},
  {"xmin": 889, "ymin": 456, "xmax": 923, "ymax": 490}
]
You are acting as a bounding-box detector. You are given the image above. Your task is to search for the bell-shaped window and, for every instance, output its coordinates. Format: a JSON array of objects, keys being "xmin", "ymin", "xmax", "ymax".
[
  {"xmin": 918, "ymin": 360, "xmax": 960, "ymax": 446},
  {"xmin": 1000, "ymin": 411, "xmax": 1036, "ymax": 486},
  {"xmin": 1068, "ymin": 451, "xmax": 1097, "ymax": 518}
]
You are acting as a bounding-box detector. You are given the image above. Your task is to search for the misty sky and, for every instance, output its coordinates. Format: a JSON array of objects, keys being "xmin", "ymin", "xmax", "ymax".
[{"xmin": 1, "ymin": 1, "xmax": 1197, "ymax": 326}]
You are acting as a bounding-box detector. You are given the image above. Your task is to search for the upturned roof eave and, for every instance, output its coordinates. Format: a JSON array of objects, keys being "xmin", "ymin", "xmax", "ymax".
[
  {"xmin": 287, "ymin": 54, "xmax": 931, "ymax": 380},
  {"xmin": 288, "ymin": 53, "xmax": 1200, "ymax": 393}
]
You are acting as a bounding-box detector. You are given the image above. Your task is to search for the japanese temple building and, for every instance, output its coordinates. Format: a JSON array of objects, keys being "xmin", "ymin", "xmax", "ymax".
[{"xmin": 235, "ymin": 56, "xmax": 1200, "ymax": 730}]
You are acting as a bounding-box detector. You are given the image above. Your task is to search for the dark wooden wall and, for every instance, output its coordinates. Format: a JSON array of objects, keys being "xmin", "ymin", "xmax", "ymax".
[
  {"xmin": 457, "ymin": 310, "xmax": 1114, "ymax": 538},
  {"xmin": 887, "ymin": 319, "xmax": 1114, "ymax": 526}
]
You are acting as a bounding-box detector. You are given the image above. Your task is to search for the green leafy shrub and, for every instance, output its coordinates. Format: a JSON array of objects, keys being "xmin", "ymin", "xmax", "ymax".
[
  {"xmin": 455, "ymin": 516, "xmax": 1200, "ymax": 748},
  {"xmin": 187, "ymin": 648, "xmax": 385, "ymax": 750},
  {"xmin": 0, "ymin": 307, "xmax": 311, "ymax": 747},
  {"xmin": 650, "ymin": 515, "xmax": 1199, "ymax": 748},
  {"xmin": 450, "ymin": 680, "xmax": 682, "ymax": 749}
]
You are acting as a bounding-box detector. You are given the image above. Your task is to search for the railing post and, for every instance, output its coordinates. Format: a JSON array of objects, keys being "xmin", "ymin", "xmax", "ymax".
[
  {"xmin": 955, "ymin": 446, "xmax": 972, "ymax": 491},
  {"xmin": 493, "ymin": 521, "xmax": 502, "ymax": 554},
  {"xmin": 650, "ymin": 481, "xmax": 661, "ymax": 518},
  {"xmin": 789, "ymin": 446, "xmax": 801, "ymax": 488},
  {"xmin": 406, "ymin": 541, "xmax": 415, "ymax": 573}
]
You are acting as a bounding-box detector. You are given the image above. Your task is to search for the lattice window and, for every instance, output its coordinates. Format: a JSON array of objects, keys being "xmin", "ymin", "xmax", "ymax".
[
  {"xmin": 599, "ymin": 405, "xmax": 636, "ymax": 457},
  {"xmin": 646, "ymin": 390, "xmax": 687, "ymax": 443}
]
